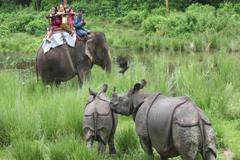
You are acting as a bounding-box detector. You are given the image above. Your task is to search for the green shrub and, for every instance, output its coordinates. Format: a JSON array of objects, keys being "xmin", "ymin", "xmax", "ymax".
[
  {"xmin": 25, "ymin": 18, "xmax": 48, "ymax": 35},
  {"xmin": 142, "ymin": 15, "xmax": 166, "ymax": 32},
  {"xmin": 150, "ymin": 6, "xmax": 167, "ymax": 16},
  {"xmin": 124, "ymin": 10, "xmax": 147, "ymax": 25},
  {"xmin": 9, "ymin": 13, "xmax": 35, "ymax": 32},
  {"xmin": 0, "ymin": 25, "xmax": 10, "ymax": 38}
]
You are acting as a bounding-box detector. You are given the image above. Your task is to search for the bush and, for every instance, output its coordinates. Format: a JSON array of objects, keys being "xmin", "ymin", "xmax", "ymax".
[
  {"xmin": 150, "ymin": 6, "xmax": 167, "ymax": 16},
  {"xmin": 25, "ymin": 18, "xmax": 48, "ymax": 35},
  {"xmin": 9, "ymin": 13, "xmax": 35, "ymax": 32},
  {"xmin": 124, "ymin": 10, "xmax": 147, "ymax": 25},
  {"xmin": 142, "ymin": 15, "xmax": 166, "ymax": 32},
  {"xmin": 0, "ymin": 25, "xmax": 10, "ymax": 38}
]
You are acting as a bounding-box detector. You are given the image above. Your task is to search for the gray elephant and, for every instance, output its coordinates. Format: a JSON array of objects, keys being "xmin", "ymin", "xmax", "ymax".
[
  {"xmin": 110, "ymin": 80, "xmax": 216, "ymax": 160},
  {"xmin": 36, "ymin": 32, "xmax": 111, "ymax": 87},
  {"xmin": 83, "ymin": 84, "xmax": 118, "ymax": 154}
]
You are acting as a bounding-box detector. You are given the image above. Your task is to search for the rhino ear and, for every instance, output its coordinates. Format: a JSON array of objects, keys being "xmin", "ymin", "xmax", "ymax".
[
  {"xmin": 140, "ymin": 79, "xmax": 147, "ymax": 88},
  {"xmin": 133, "ymin": 80, "xmax": 146, "ymax": 93},
  {"xmin": 101, "ymin": 84, "xmax": 108, "ymax": 93},
  {"xmin": 112, "ymin": 87, "xmax": 117, "ymax": 97},
  {"xmin": 88, "ymin": 88, "xmax": 97, "ymax": 97},
  {"xmin": 133, "ymin": 83, "xmax": 141, "ymax": 93}
]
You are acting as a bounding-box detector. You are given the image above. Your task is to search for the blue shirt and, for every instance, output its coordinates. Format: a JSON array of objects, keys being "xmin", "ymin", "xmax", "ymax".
[{"xmin": 74, "ymin": 15, "xmax": 85, "ymax": 30}]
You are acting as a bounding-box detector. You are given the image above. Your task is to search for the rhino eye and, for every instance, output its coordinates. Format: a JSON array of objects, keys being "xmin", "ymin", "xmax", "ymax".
[{"xmin": 119, "ymin": 97, "xmax": 124, "ymax": 101}]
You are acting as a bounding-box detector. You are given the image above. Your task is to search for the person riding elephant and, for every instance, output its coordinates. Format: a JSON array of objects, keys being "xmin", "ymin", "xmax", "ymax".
[
  {"xmin": 36, "ymin": 32, "xmax": 111, "ymax": 87},
  {"xmin": 74, "ymin": 9, "xmax": 90, "ymax": 38}
]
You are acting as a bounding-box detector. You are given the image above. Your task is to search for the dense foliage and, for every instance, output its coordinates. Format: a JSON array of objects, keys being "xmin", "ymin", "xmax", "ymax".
[
  {"xmin": 1, "ymin": 0, "xmax": 240, "ymax": 11},
  {"xmin": 1, "ymin": 3, "xmax": 240, "ymax": 53}
]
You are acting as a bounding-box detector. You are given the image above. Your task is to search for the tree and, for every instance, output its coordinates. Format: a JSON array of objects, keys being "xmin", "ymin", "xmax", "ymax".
[{"xmin": 166, "ymin": 0, "xmax": 169, "ymax": 14}]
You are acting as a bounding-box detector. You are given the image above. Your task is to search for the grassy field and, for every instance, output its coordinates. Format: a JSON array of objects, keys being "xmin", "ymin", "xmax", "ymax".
[
  {"xmin": 0, "ymin": 51, "xmax": 240, "ymax": 159},
  {"xmin": 0, "ymin": 4, "xmax": 240, "ymax": 159}
]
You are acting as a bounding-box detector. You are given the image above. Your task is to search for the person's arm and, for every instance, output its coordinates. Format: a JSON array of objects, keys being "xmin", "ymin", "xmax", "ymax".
[
  {"xmin": 81, "ymin": 16, "xmax": 85, "ymax": 25},
  {"xmin": 74, "ymin": 16, "xmax": 83, "ymax": 29}
]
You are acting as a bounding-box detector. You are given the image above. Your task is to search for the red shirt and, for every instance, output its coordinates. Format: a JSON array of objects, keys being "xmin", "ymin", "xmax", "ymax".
[
  {"xmin": 68, "ymin": 13, "xmax": 74, "ymax": 25},
  {"xmin": 51, "ymin": 15, "xmax": 62, "ymax": 29}
]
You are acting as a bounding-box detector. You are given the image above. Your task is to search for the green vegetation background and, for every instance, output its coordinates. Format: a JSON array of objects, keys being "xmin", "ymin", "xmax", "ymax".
[{"xmin": 0, "ymin": 1, "xmax": 240, "ymax": 160}]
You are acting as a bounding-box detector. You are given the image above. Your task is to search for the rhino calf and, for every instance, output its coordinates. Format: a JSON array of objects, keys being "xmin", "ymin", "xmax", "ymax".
[
  {"xmin": 110, "ymin": 80, "xmax": 216, "ymax": 160},
  {"xmin": 83, "ymin": 84, "xmax": 118, "ymax": 154}
]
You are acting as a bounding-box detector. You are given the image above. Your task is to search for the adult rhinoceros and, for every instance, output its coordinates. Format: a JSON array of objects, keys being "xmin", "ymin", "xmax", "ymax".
[
  {"xmin": 110, "ymin": 80, "xmax": 216, "ymax": 160},
  {"xmin": 36, "ymin": 32, "xmax": 111, "ymax": 87}
]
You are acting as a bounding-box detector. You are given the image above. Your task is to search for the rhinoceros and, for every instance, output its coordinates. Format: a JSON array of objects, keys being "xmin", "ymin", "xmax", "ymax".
[
  {"xmin": 110, "ymin": 80, "xmax": 216, "ymax": 160},
  {"xmin": 83, "ymin": 84, "xmax": 118, "ymax": 154}
]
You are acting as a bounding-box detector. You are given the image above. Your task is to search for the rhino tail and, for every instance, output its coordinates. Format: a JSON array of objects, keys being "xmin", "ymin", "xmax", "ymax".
[{"xmin": 93, "ymin": 112, "xmax": 98, "ymax": 140}]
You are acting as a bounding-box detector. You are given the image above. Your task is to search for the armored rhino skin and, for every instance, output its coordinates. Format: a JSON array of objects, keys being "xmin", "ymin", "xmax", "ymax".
[
  {"xmin": 110, "ymin": 80, "xmax": 216, "ymax": 160},
  {"xmin": 83, "ymin": 84, "xmax": 118, "ymax": 154}
]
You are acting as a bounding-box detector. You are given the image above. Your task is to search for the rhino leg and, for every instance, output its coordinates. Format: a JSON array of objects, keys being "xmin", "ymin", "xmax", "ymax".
[
  {"xmin": 202, "ymin": 125, "xmax": 216, "ymax": 160},
  {"xmin": 172, "ymin": 123, "xmax": 200, "ymax": 160},
  {"xmin": 98, "ymin": 140, "xmax": 106, "ymax": 153},
  {"xmin": 87, "ymin": 137, "xmax": 94, "ymax": 150},
  {"xmin": 160, "ymin": 156, "xmax": 168, "ymax": 160},
  {"xmin": 139, "ymin": 136, "xmax": 153, "ymax": 157},
  {"xmin": 205, "ymin": 151, "xmax": 216, "ymax": 160},
  {"xmin": 108, "ymin": 135, "xmax": 116, "ymax": 154}
]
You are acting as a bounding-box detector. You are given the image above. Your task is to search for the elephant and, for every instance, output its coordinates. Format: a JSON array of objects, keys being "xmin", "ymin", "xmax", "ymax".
[
  {"xmin": 109, "ymin": 80, "xmax": 217, "ymax": 160},
  {"xmin": 83, "ymin": 84, "xmax": 118, "ymax": 154},
  {"xmin": 36, "ymin": 32, "xmax": 111, "ymax": 87}
]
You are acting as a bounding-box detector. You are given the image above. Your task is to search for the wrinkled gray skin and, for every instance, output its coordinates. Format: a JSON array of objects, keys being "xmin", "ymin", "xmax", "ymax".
[
  {"xmin": 83, "ymin": 84, "xmax": 118, "ymax": 154},
  {"xmin": 110, "ymin": 80, "xmax": 216, "ymax": 160},
  {"xmin": 36, "ymin": 32, "xmax": 111, "ymax": 87}
]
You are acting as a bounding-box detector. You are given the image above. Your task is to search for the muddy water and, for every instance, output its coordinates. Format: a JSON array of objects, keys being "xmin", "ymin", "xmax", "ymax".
[{"xmin": 0, "ymin": 49, "xmax": 152, "ymax": 71}]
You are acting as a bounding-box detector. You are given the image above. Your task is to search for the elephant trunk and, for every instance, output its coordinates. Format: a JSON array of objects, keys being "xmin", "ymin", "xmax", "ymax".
[{"xmin": 105, "ymin": 50, "xmax": 112, "ymax": 73}]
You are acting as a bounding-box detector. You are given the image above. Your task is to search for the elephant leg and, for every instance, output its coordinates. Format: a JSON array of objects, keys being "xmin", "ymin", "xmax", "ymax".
[
  {"xmin": 139, "ymin": 136, "xmax": 153, "ymax": 157},
  {"xmin": 108, "ymin": 135, "xmax": 116, "ymax": 154},
  {"xmin": 87, "ymin": 138, "xmax": 94, "ymax": 150},
  {"xmin": 85, "ymin": 71, "xmax": 91, "ymax": 81},
  {"xmin": 75, "ymin": 62, "xmax": 92, "ymax": 87},
  {"xmin": 98, "ymin": 140, "xmax": 106, "ymax": 153}
]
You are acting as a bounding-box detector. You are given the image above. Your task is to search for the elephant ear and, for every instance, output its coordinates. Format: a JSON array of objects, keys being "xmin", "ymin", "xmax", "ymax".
[{"xmin": 88, "ymin": 88, "xmax": 97, "ymax": 97}]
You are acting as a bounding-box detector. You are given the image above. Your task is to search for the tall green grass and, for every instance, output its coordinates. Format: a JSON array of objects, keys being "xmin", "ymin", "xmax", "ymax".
[{"xmin": 0, "ymin": 52, "xmax": 240, "ymax": 159}]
